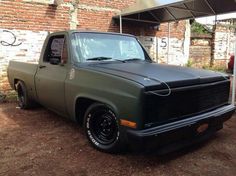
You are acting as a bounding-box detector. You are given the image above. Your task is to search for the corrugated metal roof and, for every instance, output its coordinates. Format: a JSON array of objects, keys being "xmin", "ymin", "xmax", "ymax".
[{"xmin": 114, "ymin": 0, "xmax": 236, "ymax": 25}]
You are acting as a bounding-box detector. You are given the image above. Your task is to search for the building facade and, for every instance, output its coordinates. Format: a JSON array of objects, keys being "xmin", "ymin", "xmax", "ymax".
[{"xmin": 189, "ymin": 19, "xmax": 236, "ymax": 68}]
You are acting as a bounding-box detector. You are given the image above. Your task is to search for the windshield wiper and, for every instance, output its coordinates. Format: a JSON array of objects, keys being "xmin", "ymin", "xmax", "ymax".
[
  {"xmin": 123, "ymin": 58, "xmax": 143, "ymax": 62},
  {"xmin": 86, "ymin": 57, "xmax": 112, "ymax": 61}
]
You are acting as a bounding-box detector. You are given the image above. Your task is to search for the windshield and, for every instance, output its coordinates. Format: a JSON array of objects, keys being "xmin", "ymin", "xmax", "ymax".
[{"xmin": 71, "ymin": 33, "xmax": 147, "ymax": 62}]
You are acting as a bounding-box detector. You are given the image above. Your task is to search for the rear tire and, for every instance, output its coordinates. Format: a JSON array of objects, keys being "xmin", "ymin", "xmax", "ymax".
[
  {"xmin": 16, "ymin": 81, "xmax": 32, "ymax": 109},
  {"xmin": 84, "ymin": 103, "xmax": 125, "ymax": 153}
]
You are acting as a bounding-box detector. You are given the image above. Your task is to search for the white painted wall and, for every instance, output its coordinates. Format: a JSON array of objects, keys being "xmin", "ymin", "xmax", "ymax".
[
  {"xmin": 0, "ymin": 29, "xmax": 48, "ymax": 64},
  {"xmin": 214, "ymin": 31, "xmax": 236, "ymax": 60},
  {"xmin": 138, "ymin": 21, "xmax": 191, "ymax": 66}
]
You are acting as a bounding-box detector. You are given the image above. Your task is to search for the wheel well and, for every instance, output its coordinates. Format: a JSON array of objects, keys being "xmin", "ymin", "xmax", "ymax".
[
  {"xmin": 75, "ymin": 97, "xmax": 97, "ymax": 125},
  {"xmin": 15, "ymin": 80, "xmax": 23, "ymax": 96},
  {"xmin": 14, "ymin": 79, "xmax": 19, "ymax": 90}
]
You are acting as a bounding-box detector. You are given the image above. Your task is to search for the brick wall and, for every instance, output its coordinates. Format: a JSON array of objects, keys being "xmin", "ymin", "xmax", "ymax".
[
  {"xmin": 189, "ymin": 20, "xmax": 236, "ymax": 69},
  {"xmin": 189, "ymin": 33, "xmax": 212, "ymax": 68},
  {"xmin": 0, "ymin": 0, "xmax": 187, "ymax": 99},
  {"xmin": 0, "ymin": 0, "xmax": 70, "ymax": 31}
]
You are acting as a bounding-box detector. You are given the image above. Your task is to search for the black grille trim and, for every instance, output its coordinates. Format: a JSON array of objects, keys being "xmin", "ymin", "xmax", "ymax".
[{"xmin": 144, "ymin": 80, "xmax": 230, "ymax": 126}]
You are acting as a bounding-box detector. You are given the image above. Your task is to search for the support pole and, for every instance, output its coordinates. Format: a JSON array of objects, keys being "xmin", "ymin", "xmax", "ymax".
[
  {"xmin": 119, "ymin": 15, "xmax": 122, "ymax": 34},
  {"xmin": 167, "ymin": 22, "xmax": 170, "ymax": 64},
  {"xmin": 232, "ymin": 41, "xmax": 236, "ymax": 105}
]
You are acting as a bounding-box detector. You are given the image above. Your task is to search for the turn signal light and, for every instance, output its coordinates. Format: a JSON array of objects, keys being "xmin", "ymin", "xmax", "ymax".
[{"xmin": 120, "ymin": 119, "xmax": 137, "ymax": 129}]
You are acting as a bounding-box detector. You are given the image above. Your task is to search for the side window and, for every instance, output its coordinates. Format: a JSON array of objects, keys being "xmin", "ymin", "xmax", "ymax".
[{"xmin": 43, "ymin": 35, "xmax": 65, "ymax": 63}]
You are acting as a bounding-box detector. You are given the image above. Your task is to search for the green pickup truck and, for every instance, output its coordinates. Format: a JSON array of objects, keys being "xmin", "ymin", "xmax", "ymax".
[{"xmin": 7, "ymin": 30, "xmax": 235, "ymax": 153}]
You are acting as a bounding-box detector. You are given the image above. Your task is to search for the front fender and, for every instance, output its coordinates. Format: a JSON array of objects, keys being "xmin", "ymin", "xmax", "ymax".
[{"xmin": 65, "ymin": 68, "xmax": 144, "ymax": 128}]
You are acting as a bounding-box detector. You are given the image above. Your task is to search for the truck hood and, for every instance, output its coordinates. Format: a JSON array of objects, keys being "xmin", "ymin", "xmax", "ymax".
[{"xmin": 80, "ymin": 61, "xmax": 228, "ymax": 89}]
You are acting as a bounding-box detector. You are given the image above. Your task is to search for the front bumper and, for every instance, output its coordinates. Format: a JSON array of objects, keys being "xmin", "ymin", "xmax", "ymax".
[{"xmin": 126, "ymin": 105, "xmax": 235, "ymax": 153}]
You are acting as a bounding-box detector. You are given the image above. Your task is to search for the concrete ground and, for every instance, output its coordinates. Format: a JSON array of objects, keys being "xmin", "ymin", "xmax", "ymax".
[{"xmin": 0, "ymin": 102, "xmax": 236, "ymax": 176}]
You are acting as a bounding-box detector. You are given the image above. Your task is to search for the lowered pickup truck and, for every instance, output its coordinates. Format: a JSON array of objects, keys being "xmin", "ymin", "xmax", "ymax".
[{"xmin": 8, "ymin": 30, "xmax": 235, "ymax": 153}]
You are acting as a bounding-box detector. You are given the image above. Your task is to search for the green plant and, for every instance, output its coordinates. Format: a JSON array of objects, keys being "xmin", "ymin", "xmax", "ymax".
[
  {"xmin": 191, "ymin": 21, "xmax": 211, "ymax": 34},
  {"xmin": 186, "ymin": 60, "xmax": 193, "ymax": 67},
  {"xmin": 202, "ymin": 64, "xmax": 227, "ymax": 73}
]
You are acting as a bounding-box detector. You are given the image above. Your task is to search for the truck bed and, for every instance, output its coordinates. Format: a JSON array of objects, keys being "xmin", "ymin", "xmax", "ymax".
[{"xmin": 7, "ymin": 61, "xmax": 38, "ymax": 101}]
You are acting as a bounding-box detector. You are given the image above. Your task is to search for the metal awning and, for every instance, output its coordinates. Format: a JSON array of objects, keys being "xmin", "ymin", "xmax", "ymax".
[{"xmin": 114, "ymin": 0, "xmax": 236, "ymax": 25}]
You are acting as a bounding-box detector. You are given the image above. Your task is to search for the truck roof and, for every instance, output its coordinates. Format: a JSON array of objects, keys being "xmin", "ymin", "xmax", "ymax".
[{"xmin": 51, "ymin": 30, "xmax": 135, "ymax": 37}]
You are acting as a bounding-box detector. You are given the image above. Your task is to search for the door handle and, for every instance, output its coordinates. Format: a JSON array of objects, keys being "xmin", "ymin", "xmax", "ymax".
[{"xmin": 39, "ymin": 65, "xmax": 46, "ymax": 69}]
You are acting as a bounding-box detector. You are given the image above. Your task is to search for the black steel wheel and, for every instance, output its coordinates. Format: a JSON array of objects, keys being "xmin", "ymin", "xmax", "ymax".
[{"xmin": 84, "ymin": 103, "xmax": 125, "ymax": 153}]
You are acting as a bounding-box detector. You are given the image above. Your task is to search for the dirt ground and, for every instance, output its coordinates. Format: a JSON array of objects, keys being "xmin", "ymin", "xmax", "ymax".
[{"xmin": 1, "ymin": 102, "xmax": 236, "ymax": 176}]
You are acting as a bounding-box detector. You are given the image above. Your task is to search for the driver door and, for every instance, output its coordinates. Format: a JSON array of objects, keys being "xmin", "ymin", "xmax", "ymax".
[{"xmin": 35, "ymin": 34, "xmax": 68, "ymax": 115}]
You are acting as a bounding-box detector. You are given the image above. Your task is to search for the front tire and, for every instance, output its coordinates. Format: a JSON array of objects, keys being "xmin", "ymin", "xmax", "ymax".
[{"xmin": 84, "ymin": 103, "xmax": 125, "ymax": 153}]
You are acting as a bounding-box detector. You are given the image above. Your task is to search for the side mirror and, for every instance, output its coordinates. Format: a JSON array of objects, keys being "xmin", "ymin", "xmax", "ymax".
[{"xmin": 50, "ymin": 58, "xmax": 60, "ymax": 65}]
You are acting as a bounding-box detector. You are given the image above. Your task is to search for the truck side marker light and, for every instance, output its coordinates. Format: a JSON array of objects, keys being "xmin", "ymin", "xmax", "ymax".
[{"xmin": 120, "ymin": 119, "xmax": 137, "ymax": 129}]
